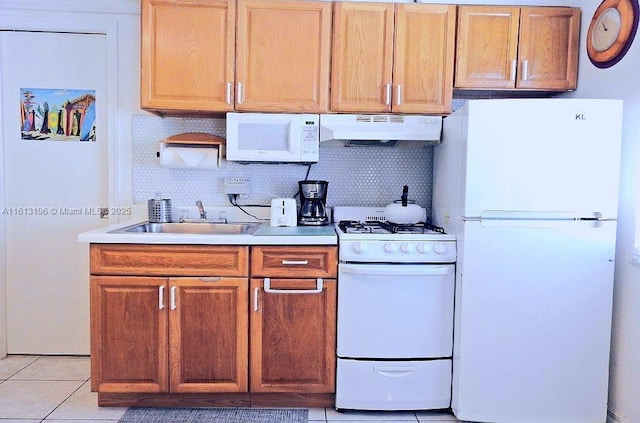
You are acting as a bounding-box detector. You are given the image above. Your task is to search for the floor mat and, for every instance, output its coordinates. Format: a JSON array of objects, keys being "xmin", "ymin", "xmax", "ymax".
[{"xmin": 118, "ymin": 407, "xmax": 308, "ymax": 423}]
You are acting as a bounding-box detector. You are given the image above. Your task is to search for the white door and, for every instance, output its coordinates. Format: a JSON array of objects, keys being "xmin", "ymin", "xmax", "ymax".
[{"xmin": 0, "ymin": 31, "xmax": 109, "ymax": 354}]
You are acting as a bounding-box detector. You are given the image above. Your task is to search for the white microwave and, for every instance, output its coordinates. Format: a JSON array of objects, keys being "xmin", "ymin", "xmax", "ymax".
[{"xmin": 226, "ymin": 113, "xmax": 320, "ymax": 163}]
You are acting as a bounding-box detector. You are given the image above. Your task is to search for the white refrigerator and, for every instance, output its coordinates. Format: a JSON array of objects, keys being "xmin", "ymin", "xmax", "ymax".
[{"xmin": 433, "ymin": 99, "xmax": 623, "ymax": 423}]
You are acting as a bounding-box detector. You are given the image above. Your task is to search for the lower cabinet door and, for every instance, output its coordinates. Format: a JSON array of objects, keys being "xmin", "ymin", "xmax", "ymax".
[
  {"xmin": 250, "ymin": 278, "xmax": 336, "ymax": 393},
  {"xmin": 90, "ymin": 276, "xmax": 169, "ymax": 393},
  {"xmin": 169, "ymin": 277, "xmax": 249, "ymax": 393},
  {"xmin": 335, "ymin": 358, "xmax": 452, "ymax": 410}
]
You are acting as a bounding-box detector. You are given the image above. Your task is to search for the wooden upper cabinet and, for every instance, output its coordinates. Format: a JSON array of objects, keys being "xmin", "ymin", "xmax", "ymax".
[
  {"xmin": 455, "ymin": 5, "xmax": 580, "ymax": 90},
  {"xmin": 393, "ymin": 4, "xmax": 456, "ymax": 114},
  {"xmin": 140, "ymin": 0, "xmax": 236, "ymax": 113},
  {"xmin": 331, "ymin": 2, "xmax": 394, "ymax": 113},
  {"xmin": 517, "ymin": 7, "xmax": 580, "ymax": 90},
  {"xmin": 455, "ymin": 6, "xmax": 520, "ymax": 89},
  {"xmin": 331, "ymin": 3, "xmax": 455, "ymax": 114},
  {"xmin": 236, "ymin": 0, "xmax": 332, "ymax": 112}
]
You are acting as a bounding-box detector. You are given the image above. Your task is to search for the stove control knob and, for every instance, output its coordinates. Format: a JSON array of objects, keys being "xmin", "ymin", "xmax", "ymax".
[
  {"xmin": 400, "ymin": 242, "xmax": 414, "ymax": 253},
  {"xmin": 352, "ymin": 242, "xmax": 367, "ymax": 254},
  {"xmin": 433, "ymin": 243, "xmax": 448, "ymax": 255},
  {"xmin": 416, "ymin": 243, "xmax": 427, "ymax": 254},
  {"xmin": 384, "ymin": 242, "xmax": 398, "ymax": 253}
]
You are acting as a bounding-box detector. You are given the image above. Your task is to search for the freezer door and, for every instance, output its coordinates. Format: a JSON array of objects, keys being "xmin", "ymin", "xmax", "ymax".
[
  {"xmin": 452, "ymin": 220, "xmax": 616, "ymax": 423},
  {"xmin": 463, "ymin": 99, "xmax": 623, "ymax": 217}
]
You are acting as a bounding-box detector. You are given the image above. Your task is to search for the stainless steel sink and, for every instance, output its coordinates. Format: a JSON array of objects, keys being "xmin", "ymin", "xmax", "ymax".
[{"xmin": 111, "ymin": 222, "xmax": 260, "ymax": 235}]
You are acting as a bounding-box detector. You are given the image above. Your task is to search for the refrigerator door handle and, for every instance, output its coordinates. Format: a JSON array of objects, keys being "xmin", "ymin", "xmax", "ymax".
[
  {"xmin": 474, "ymin": 210, "xmax": 608, "ymax": 228},
  {"xmin": 479, "ymin": 210, "xmax": 605, "ymax": 221}
]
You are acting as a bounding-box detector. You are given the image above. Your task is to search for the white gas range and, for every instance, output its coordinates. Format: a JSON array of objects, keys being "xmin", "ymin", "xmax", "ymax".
[
  {"xmin": 333, "ymin": 206, "xmax": 457, "ymax": 411},
  {"xmin": 334, "ymin": 206, "xmax": 456, "ymax": 263}
]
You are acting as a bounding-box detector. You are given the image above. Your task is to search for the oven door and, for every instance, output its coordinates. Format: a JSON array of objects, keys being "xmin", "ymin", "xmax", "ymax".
[{"xmin": 337, "ymin": 263, "xmax": 454, "ymax": 359}]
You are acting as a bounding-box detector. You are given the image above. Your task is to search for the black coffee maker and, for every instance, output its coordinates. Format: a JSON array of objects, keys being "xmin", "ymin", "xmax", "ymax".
[{"xmin": 298, "ymin": 180, "xmax": 329, "ymax": 226}]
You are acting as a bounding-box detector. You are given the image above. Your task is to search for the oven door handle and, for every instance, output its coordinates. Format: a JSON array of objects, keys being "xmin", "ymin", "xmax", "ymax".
[
  {"xmin": 339, "ymin": 264, "xmax": 453, "ymax": 276},
  {"xmin": 263, "ymin": 278, "xmax": 324, "ymax": 294}
]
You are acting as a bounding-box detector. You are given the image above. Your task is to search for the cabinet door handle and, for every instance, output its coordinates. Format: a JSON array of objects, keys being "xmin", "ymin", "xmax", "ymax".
[
  {"xmin": 158, "ymin": 285, "xmax": 165, "ymax": 310},
  {"xmin": 226, "ymin": 82, "xmax": 232, "ymax": 105},
  {"xmin": 253, "ymin": 287, "xmax": 260, "ymax": 312},
  {"xmin": 521, "ymin": 60, "xmax": 529, "ymax": 81},
  {"xmin": 510, "ymin": 59, "xmax": 517, "ymax": 81},
  {"xmin": 170, "ymin": 286, "xmax": 177, "ymax": 310},
  {"xmin": 281, "ymin": 260, "xmax": 308, "ymax": 265},
  {"xmin": 237, "ymin": 82, "xmax": 243, "ymax": 104},
  {"xmin": 395, "ymin": 85, "xmax": 402, "ymax": 106},
  {"xmin": 263, "ymin": 278, "xmax": 323, "ymax": 294},
  {"xmin": 384, "ymin": 83, "xmax": 392, "ymax": 106}
]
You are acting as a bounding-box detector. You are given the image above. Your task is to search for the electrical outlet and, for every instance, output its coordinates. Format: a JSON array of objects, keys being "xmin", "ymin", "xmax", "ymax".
[{"xmin": 224, "ymin": 177, "xmax": 251, "ymax": 195}]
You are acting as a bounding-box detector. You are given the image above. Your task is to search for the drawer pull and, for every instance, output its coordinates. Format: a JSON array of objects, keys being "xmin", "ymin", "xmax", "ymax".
[
  {"xmin": 374, "ymin": 366, "xmax": 418, "ymax": 378},
  {"xmin": 281, "ymin": 260, "xmax": 309, "ymax": 265},
  {"xmin": 264, "ymin": 278, "xmax": 323, "ymax": 294},
  {"xmin": 200, "ymin": 277, "xmax": 221, "ymax": 283}
]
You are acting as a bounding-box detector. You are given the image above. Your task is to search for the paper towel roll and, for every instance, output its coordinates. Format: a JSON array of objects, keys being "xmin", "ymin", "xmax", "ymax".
[{"xmin": 160, "ymin": 144, "xmax": 219, "ymax": 169}]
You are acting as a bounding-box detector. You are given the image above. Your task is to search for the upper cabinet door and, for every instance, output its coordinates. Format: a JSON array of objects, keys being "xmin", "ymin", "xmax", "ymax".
[
  {"xmin": 393, "ymin": 4, "xmax": 456, "ymax": 114},
  {"xmin": 517, "ymin": 7, "xmax": 580, "ymax": 90},
  {"xmin": 331, "ymin": 2, "xmax": 394, "ymax": 113},
  {"xmin": 455, "ymin": 6, "xmax": 520, "ymax": 89},
  {"xmin": 236, "ymin": 0, "xmax": 332, "ymax": 112},
  {"xmin": 140, "ymin": 0, "xmax": 236, "ymax": 112}
]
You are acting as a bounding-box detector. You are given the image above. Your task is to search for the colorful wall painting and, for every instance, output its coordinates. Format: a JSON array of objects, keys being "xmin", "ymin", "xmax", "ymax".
[{"xmin": 20, "ymin": 88, "xmax": 96, "ymax": 141}]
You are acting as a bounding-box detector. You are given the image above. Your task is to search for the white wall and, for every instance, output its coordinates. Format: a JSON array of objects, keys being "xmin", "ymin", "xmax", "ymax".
[
  {"xmin": 0, "ymin": 0, "xmax": 140, "ymax": 357},
  {"xmin": 567, "ymin": 2, "xmax": 640, "ymax": 423}
]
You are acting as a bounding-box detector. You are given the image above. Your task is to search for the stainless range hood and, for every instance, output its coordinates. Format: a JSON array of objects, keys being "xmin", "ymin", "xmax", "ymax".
[{"xmin": 319, "ymin": 114, "xmax": 442, "ymax": 145}]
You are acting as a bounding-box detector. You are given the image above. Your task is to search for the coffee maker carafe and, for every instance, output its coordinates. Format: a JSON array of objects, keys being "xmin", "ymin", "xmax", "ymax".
[{"xmin": 298, "ymin": 180, "xmax": 329, "ymax": 226}]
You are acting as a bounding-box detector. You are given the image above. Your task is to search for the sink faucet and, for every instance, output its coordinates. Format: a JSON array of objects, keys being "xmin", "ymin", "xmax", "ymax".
[{"xmin": 196, "ymin": 200, "xmax": 207, "ymax": 219}]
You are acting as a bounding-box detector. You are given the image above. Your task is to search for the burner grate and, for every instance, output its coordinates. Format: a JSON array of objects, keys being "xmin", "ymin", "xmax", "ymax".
[{"xmin": 338, "ymin": 220, "xmax": 446, "ymax": 235}]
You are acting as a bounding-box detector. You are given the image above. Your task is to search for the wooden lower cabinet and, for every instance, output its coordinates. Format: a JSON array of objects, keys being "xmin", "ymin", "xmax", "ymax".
[
  {"xmin": 250, "ymin": 278, "xmax": 337, "ymax": 393},
  {"xmin": 89, "ymin": 243, "xmax": 337, "ymax": 407},
  {"xmin": 90, "ymin": 276, "xmax": 248, "ymax": 394}
]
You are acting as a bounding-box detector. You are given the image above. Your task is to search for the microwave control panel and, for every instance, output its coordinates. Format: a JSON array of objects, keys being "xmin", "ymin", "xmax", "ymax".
[{"xmin": 301, "ymin": 114, "xmax": 320, "ymax": 162}]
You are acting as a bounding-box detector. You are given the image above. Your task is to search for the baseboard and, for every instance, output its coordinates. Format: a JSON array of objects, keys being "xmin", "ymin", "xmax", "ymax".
[{"xmin": 97, "ymin": 392, "xmax": 334, "ymax": 408}]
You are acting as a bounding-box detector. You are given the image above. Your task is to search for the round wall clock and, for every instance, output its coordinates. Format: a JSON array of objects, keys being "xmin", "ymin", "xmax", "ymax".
[{"xmin": 587, "ymin": 0, "xmax": 639, "ymax": 68}]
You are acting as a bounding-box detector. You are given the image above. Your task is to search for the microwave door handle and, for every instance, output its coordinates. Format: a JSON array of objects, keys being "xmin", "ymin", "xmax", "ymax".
[{"xmin": 287, "ymin": 122, "xmax": 294, "ymax": 151}]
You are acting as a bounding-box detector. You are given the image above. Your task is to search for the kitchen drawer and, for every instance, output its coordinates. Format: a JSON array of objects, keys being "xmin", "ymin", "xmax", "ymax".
[
  {"xmin": 335, "ymin": 358, "xmax": 452, "ymax": 410},
  {"xmin": 251, "ymin": 246, "xmax": 337, "ymax": 278},
  {"xmin": 90, "ymin": 244, "xmax": 248, "ymax": 276}
]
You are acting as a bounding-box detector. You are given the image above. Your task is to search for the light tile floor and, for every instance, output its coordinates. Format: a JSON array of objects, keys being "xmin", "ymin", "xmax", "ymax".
[{"xmin": 0, "ymin": 356, "xmax": 463, "ymax": 423}]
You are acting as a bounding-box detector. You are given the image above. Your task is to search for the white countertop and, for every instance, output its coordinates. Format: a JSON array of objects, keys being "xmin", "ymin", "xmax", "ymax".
[{"xmin": 77, "ymin": 219, "xmax": 337, "ymax": 245}]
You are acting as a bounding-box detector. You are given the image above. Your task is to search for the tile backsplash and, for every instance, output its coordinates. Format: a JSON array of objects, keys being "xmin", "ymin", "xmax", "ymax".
[{"xmin": 133, "ymin": 115, "xmax": 437, "ymax": 217}]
